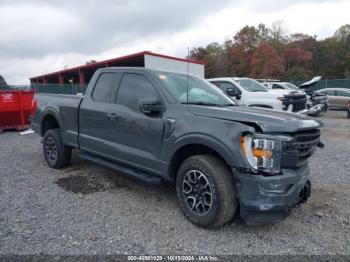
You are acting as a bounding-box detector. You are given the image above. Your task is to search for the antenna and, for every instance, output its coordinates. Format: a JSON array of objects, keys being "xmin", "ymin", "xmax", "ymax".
[{"xmin": 186, "ymin": 47, "xmax": 189, "ymax": 103}]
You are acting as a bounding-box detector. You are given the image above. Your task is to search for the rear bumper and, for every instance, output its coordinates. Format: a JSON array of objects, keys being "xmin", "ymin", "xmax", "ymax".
[{"xmin": 234, "ymin": 164, "xmax": 311, "ymax": 224}]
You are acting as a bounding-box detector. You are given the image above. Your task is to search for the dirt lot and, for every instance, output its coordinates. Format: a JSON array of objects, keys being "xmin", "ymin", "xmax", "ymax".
[{"xmin": 0, "ymin": 111, "xmax": 349, "ymax": 255}]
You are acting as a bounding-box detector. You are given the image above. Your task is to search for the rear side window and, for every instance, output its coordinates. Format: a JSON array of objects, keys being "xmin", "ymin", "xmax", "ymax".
[
  {"xmin": 92, "ymin": 73, "xmax": 116, "ymax": 102},
  {"xmin": 115, "ymin": 73, "xmax": 159, "ymax": 111},
  {"xmin": 336, "ymin": 90, "xmax": 350, "ymax": 97}
]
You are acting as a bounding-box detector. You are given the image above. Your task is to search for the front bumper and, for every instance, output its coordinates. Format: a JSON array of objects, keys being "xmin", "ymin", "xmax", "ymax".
[{"xmin": 234, "ymin": 164, "xmax": 311, "ymax": 224}]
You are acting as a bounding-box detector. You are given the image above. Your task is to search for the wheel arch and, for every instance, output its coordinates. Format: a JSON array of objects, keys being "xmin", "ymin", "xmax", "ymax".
[
  {"xmin": 40, "ymin": 109, "xmax": 61, "ymax": 136},
  {"xmin": 166, "ymin": 135, "xmax": 240, "ymax": 180}
]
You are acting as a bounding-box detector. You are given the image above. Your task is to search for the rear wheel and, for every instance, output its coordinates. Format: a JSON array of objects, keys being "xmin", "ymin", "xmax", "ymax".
[
  {"xmin": 176, "ymin": 155, "xmax": 237, "ymax": 228},
  {"xmin": 43, "ymin": 129, "xmax": 71, "ymax": 169}
]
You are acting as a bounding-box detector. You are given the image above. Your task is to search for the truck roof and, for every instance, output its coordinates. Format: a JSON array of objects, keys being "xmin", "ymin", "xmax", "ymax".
[{"xmin": 95, "ymin": 67, "xmax": 201, "ymax": 77}]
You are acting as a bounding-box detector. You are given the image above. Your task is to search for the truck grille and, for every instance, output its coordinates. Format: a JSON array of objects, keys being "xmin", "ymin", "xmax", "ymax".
[
  {"xmin": 282, "ymin": 93, "xmax": 307, "ymax": 112},
  {"xmin": 282, "ymin": 129, "xmax": 321, "ymax": 168}
]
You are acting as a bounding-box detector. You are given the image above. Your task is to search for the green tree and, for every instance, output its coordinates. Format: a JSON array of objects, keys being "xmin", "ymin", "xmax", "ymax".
[
  {"xmin": 0, "ymin": 75, "xmax": 7, "ymax": 86},
  {"xmin": 285, "ymin": 65, "xmax": 308, "ymax": 81},
  {"xmin": 189, "ymin": 42, "xmax": 226, "ymax": 78}
]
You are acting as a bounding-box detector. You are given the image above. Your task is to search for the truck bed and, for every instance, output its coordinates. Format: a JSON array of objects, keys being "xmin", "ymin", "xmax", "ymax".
[{"xmin": 32, "ymin": 93, "xmax": 83, "ymax": 147}]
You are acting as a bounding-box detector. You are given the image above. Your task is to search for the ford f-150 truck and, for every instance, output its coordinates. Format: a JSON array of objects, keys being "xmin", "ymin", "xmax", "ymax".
[{"xmin": 31, "ymin": 67, "xmax": 323, "ymax": 227}]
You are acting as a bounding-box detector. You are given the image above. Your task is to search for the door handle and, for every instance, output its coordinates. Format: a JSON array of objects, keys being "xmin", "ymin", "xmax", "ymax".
[{"xmin": 106, "ymin": 113, "xmax": 119, "ymax": 120}]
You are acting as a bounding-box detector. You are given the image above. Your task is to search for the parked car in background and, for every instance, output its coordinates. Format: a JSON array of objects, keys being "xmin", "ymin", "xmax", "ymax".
[
  {"xmin": 315, "ymin": 88, "xmax": 350, "ymax": 110},
  {"xmin": 208, "ymin": 77, "xmax": 308, "ymax": 114},
  {"xmin": 299, "ymin": 77, "xmax": 328, "ymax": 116},
  {"xmin": 263, "ymin": 81, "xmax": 300, "ymax": 91},
  {"xmin": 261, "ymin": 80, "xmax": 327, "ymax": 116},
  {"xmin": 31, "ymin": 68, "xmax": 323, "ymax": 227}
]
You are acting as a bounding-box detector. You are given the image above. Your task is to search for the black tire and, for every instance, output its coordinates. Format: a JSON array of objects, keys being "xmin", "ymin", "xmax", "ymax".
[
  {"xmin": 43, "ymin": 129, "xmax": 71, "ymax": 169},
  {"xmin": 176, "ymin": 154, "xmax": 237, "ymax": 228}
]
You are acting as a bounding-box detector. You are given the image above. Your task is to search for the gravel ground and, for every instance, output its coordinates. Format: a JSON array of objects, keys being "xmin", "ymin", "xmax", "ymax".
[{"xmin": 0, "ymin": 110, "xmax": 349, "ymax": 255}]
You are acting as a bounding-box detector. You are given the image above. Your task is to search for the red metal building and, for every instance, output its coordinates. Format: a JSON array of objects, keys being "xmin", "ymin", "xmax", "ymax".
[{"xmin": 30, "ymin": 51, "xmax": 204, "ymax": 86}]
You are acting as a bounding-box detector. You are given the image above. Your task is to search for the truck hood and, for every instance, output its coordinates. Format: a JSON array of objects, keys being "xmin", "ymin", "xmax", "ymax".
[
  {"xmin": 188, "ymin": 105, "xmax": 322, "ymax": 133},
  {"xmin": 268, "ymin": 89, "xmax": 289, "ymax": 95},
  {"xmin": 300, "ymin": 76, "xmax": 322, "ymax": 89}
]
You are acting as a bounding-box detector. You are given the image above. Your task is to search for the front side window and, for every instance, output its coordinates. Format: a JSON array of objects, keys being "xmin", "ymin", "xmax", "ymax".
[
  {"xmin": 116, "ymin": 73, "xmax": 159, "ymax": 111},
  {"xmin": 157, "ymin": 72, "xmax": 234, "ymax": 106},
  {"xmin": 92, "ymin": 73, "xmax": 116, "ymax": 102},
  {"xmin": 322, "ymin": 89, "xmax": 335, "ymax": 95},
  {"xmin": 234, "ymin": 78, "xmax": 268, "ymax": 92}
]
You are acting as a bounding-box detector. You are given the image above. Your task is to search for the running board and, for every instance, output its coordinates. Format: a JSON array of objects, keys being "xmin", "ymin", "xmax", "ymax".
[{"xmin": 80, "ymin": 152, "xmax": 162, "ymax": 186}]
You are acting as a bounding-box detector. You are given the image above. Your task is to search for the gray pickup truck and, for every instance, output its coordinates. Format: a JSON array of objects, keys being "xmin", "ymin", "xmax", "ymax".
[{"xmin": 32, "ymin": 67, "xmax": 323, "ymax": 227}]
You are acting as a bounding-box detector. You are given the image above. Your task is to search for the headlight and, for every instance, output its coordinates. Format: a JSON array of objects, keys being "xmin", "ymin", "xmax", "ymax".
[{"xmin": 240, "ymin": 134, "xmax": 283, "ymax": 173}]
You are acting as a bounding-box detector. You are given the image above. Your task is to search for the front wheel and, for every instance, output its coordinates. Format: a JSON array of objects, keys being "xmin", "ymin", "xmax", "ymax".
[
  {"xmin": 176, "ymin": 155, "xmax": 237, "ymax": 228},
  {"xmin": 43, "ymin": 129, "xmax": 72, "ymax": 169}
]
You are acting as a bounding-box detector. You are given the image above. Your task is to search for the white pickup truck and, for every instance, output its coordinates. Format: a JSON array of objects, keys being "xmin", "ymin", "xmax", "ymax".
[{"xmin": 208, "ymin": 77, "xmax": 308, "ymax": 113}]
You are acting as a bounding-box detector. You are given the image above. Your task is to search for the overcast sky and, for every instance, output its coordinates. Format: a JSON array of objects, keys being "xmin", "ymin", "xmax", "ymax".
[{"xmin": 1, "ymin": 0, "xmax": 349, "ymax": 84}]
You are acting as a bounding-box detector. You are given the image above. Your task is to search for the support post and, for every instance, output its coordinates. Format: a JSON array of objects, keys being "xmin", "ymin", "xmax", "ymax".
[
  {"xmin": 58, "ymin": 74, "xmax": 64, "ymax": 85},
  {"xmin": 79, "ymin": 70, "xmax": 85, "ymax": 85}
]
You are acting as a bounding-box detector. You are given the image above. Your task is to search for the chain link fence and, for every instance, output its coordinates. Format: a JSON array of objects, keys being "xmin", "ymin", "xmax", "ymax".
[
  {"xmin": 0, "ymin": 84, "xmax": 88, "ymax": 94},
  {"xmin": 290, "ymin": 79, "xmax": 350, "ymax": 92},
  {"xmin": 0, "ymin": 85, "xmax": 32, "ymax": 91}
]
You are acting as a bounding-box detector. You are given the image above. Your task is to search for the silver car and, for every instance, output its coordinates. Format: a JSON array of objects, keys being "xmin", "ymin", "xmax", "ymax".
[{"xmin": 316, "ymin": 88, "xmax": 350, "ymax": 110}]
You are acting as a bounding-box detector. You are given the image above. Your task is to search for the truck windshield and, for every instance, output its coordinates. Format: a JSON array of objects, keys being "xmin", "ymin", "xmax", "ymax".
[
  {"xmin": 156, "ymin": 71, "xmax": 235, "ymax": 106},
  {"xmin": 284, "ymin": 83, "xmax": 299, "ymax": 91},
  {"xmin": 234, "ymin": 78, "xmax": 268, "ymax": 92}
]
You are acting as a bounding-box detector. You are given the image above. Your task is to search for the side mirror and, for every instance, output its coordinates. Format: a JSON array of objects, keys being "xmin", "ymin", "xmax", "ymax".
[
  {"xmin": 139, "ymin": 99, "xmax": 164, "ymax": 115},
  {"xmin": 226, "ymin": 88, "xmax": 241, "ymax": 99}
]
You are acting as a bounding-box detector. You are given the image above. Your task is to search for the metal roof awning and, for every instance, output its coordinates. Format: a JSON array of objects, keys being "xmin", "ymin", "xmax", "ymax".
[{"xmin": 30, "ymin": 51, "xmax": 204, "ymax": 86}]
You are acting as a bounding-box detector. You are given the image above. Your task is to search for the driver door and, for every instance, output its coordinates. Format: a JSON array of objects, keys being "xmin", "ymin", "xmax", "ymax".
[{"xmin": 103, "ymin": 72, "xmax": 165, "ymax": 174}]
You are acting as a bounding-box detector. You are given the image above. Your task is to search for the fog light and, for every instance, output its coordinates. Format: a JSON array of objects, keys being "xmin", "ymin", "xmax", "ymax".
[{"xmin": 261, "ymin": 184, "xmax": 289, "ymax": 193}]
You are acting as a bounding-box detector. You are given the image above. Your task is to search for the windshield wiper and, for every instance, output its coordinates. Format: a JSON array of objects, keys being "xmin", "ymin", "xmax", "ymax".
[{"xmin": 181, "ymin": 101, "xmax": 222, "ymax": 106}]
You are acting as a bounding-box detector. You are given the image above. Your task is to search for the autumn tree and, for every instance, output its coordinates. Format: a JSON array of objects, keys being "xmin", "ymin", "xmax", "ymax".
[
  {"xmin": 251, "ymin": 43, "xmax": 285, "ymax": 79},
  {"xmin": 282, "ymin": 47, "xmax": 312, "ymax": 80},
  {"xmin": 283, "ymin": 47, "xmax": 312, "ymax": 71},
  {"xmin": 188, "ymin": 23, "xmax": 350, "ymax": 80},
  {"xmin": 228, "ymin": 24, "xmax": 270, "ymax": 76}
]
